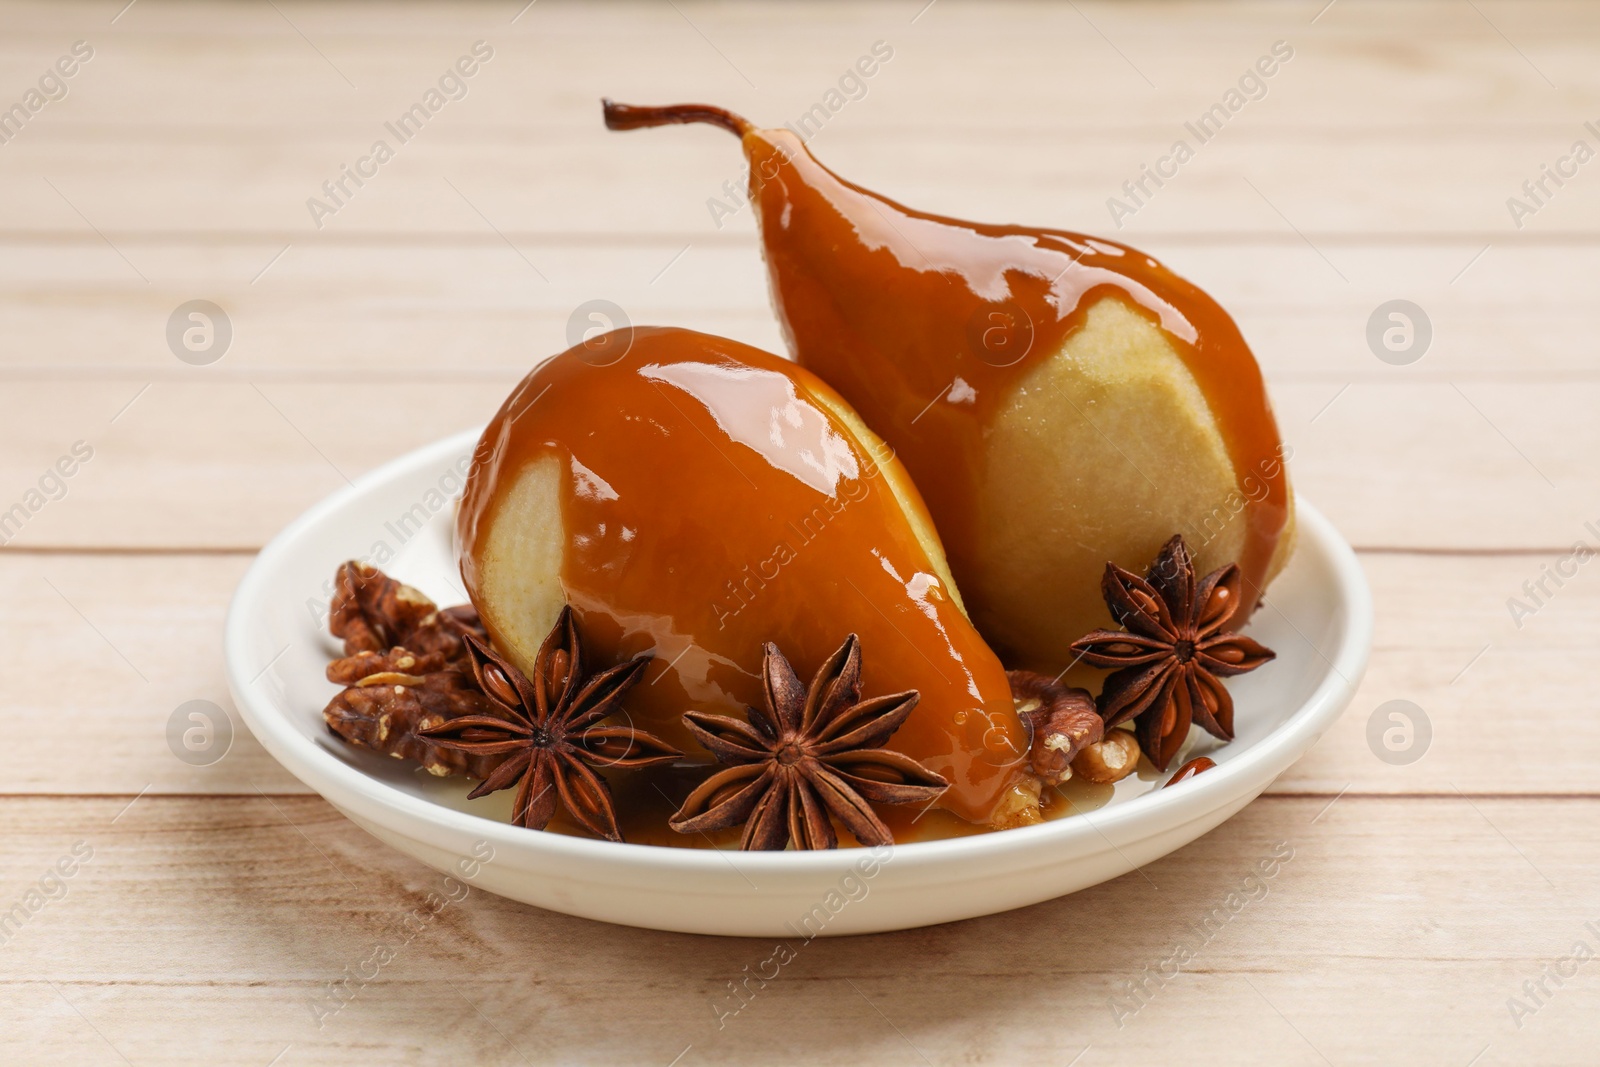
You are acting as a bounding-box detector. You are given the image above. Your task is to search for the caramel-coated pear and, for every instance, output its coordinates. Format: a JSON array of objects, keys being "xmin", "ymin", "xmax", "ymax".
[
  {"xmin": 604, "ymin": 101, "xmax": 1294, "ymax": 672},
  {"xmin": 457, "ymin": 327, "xmax": 1030, "ymax": 826}
]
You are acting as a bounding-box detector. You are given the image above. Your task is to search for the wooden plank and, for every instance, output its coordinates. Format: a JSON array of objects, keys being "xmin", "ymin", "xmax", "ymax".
[
  {"xmin": 0, "ymin": 240, "xmax": 1588, "ymax": 381},
  {"xmin": 0, "ymin": 2, "xmax": 1592, "ymax": 238},
  {"xmin": 6, "ymin": 125, "xmax": 1600, "ymax": 239},
  {"xmin": 0, "ymin": 0, "xmax": 1590, "ymax": 133},
  {"xmin": 1, "ymin": 373, "xmax": 1594, "ymax": 549},
  {"xmin": 0, "ymin": 379, "xmax": 506, "ymax": 550},
  {"xmin": 1282, "ymin": 548, "xmax": 1599, "ymax": 795},
  {"xmin": 0, "ymin": 550, "xmax": 1589, "ymax": 796},
  {"xmin": 0, "ymin": 553, "xmax": 305, "ymax": 795},
  {"xmin": 0, "ymin": 793, "xmax": 1592, "ymax": 1065}
]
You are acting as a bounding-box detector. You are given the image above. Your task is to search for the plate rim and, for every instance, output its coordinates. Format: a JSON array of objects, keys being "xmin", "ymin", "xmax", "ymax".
[{"xmin": 226, "ymin": 427, "xmax": 1372, "ymax": 877}]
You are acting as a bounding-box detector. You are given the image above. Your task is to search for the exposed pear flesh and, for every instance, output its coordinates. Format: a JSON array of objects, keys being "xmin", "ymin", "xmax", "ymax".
[
  {"xmin": 470, "ymin": 452, "xmax": 565, "ymax": 677},
  {"xmin": 978, "ymin": 296, "xmax": 1294, "ymax": 665}
]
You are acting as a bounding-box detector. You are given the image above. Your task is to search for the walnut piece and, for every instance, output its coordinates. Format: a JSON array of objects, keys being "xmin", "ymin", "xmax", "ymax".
[
  {"xmin": 326, "ymin": 647, "xmax": 449, "ymax": 685},
  {"xmin": 989, "ymin": 776, "xmax": 1044, "ymax": 829},
  {"xmin": 329, "ymin": 561, "xmax": 438, "ymax": 654},
  {"xmin": 326, "ymin": 561, "xmax": 486, "ymax": 682},
  {"xmin": 323, "ymin": 669, "xmax": 505, "ymax": 778},
  {"xmin": 1009, "ymin": 670, "xmax": 1104, "ymax": 785},
  {"xmin": 322, "ymin": 562, "xmax": 502, "ymax": 781},
  {"xmin": 1071, "ymin": 729, "xmax": 1142, "ymax": 784}
]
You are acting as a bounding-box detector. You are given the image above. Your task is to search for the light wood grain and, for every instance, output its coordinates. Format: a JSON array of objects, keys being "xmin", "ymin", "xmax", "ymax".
[
  {"xmin": 0, "ymin": 240, "xmax": 1588, "ymax": 379},
  {"xmin": 0, "ymin": 1, "xmax": 1595, "ymax": 240},
  {"xmin": 10, "ymin": 126, "xmax": 1600, "ymax": 238},
  {"xmin": 1, "ymin": 0, "xmax": 1595, "ymax": 1062},
  {"xmin": 0, "ymin": 794, "xmax": 1595, "ymax": 1066}
]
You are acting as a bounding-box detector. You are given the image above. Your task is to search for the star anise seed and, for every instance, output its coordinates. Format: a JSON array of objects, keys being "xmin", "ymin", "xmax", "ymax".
[
  {"xmin": 1069, "ymin": 535, "xmax": 1275, "ymax": 771},
  {"xmin": 670, "ymin": 634, "xmax": 949, "ymax": 851},
  {"xmin": 419, "ymin": 608, "xmax": 681, "ymax": 842}
]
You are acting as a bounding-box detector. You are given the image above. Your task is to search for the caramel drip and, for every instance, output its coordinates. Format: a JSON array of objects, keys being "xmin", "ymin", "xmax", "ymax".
[
  {"xmin": 742, "ymin": 128, "xmax": 1290, "ymax": 621},
  {"xmin": 458, "ymin": 328, "xmax": 1028, "ymax": 824}
]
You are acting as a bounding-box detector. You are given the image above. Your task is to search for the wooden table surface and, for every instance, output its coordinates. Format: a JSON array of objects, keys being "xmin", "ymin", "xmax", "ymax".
[{"xmin": 3, "ymin": 1, "xmax": 1597, "ymax": 1063}]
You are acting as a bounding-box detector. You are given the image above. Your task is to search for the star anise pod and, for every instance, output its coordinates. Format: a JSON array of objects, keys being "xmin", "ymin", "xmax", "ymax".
[
  {"xmin": 670, "ymin": 634, "xmax": 949, "ymax": 851},
  {"xmin": 419, "ymin": 609, "xmax": 681, "ymax": 842},
  {"xmin": 1069, "ymin": 535, "xmax": 1275, "ymax": 771}
]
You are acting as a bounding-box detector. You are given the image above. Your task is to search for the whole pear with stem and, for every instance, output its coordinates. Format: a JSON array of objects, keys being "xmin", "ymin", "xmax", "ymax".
[{"xmin": 603, "ymin": 100, "xmax": 1294, "ymax": 672}]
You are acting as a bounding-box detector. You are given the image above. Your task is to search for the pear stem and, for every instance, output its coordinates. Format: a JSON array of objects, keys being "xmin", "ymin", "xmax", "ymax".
[{"xmin": 601, "ymin": 99, "xmax": 753, "ymax": 138}]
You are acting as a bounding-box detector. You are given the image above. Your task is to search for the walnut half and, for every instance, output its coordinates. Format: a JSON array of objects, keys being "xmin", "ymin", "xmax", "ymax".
[{"xmin": 1008, "ymin": 670, "xmax": 1104, "ymax": 785}]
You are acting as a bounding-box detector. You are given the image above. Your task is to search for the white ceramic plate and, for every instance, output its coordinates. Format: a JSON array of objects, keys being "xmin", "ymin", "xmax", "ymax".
[{"xmin": 226, "ymin": 428, "xmax": 1371, "ymax": 937}]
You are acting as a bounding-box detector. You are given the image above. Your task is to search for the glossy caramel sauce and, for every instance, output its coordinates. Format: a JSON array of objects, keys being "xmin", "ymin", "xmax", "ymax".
[
  {"xmin": 458, "ymin": 327, "xmax": 1029, "ymax": 828},
  {"xmin": 741, "ymin": 129, "xmax": 1290, "ymax": 625}
]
